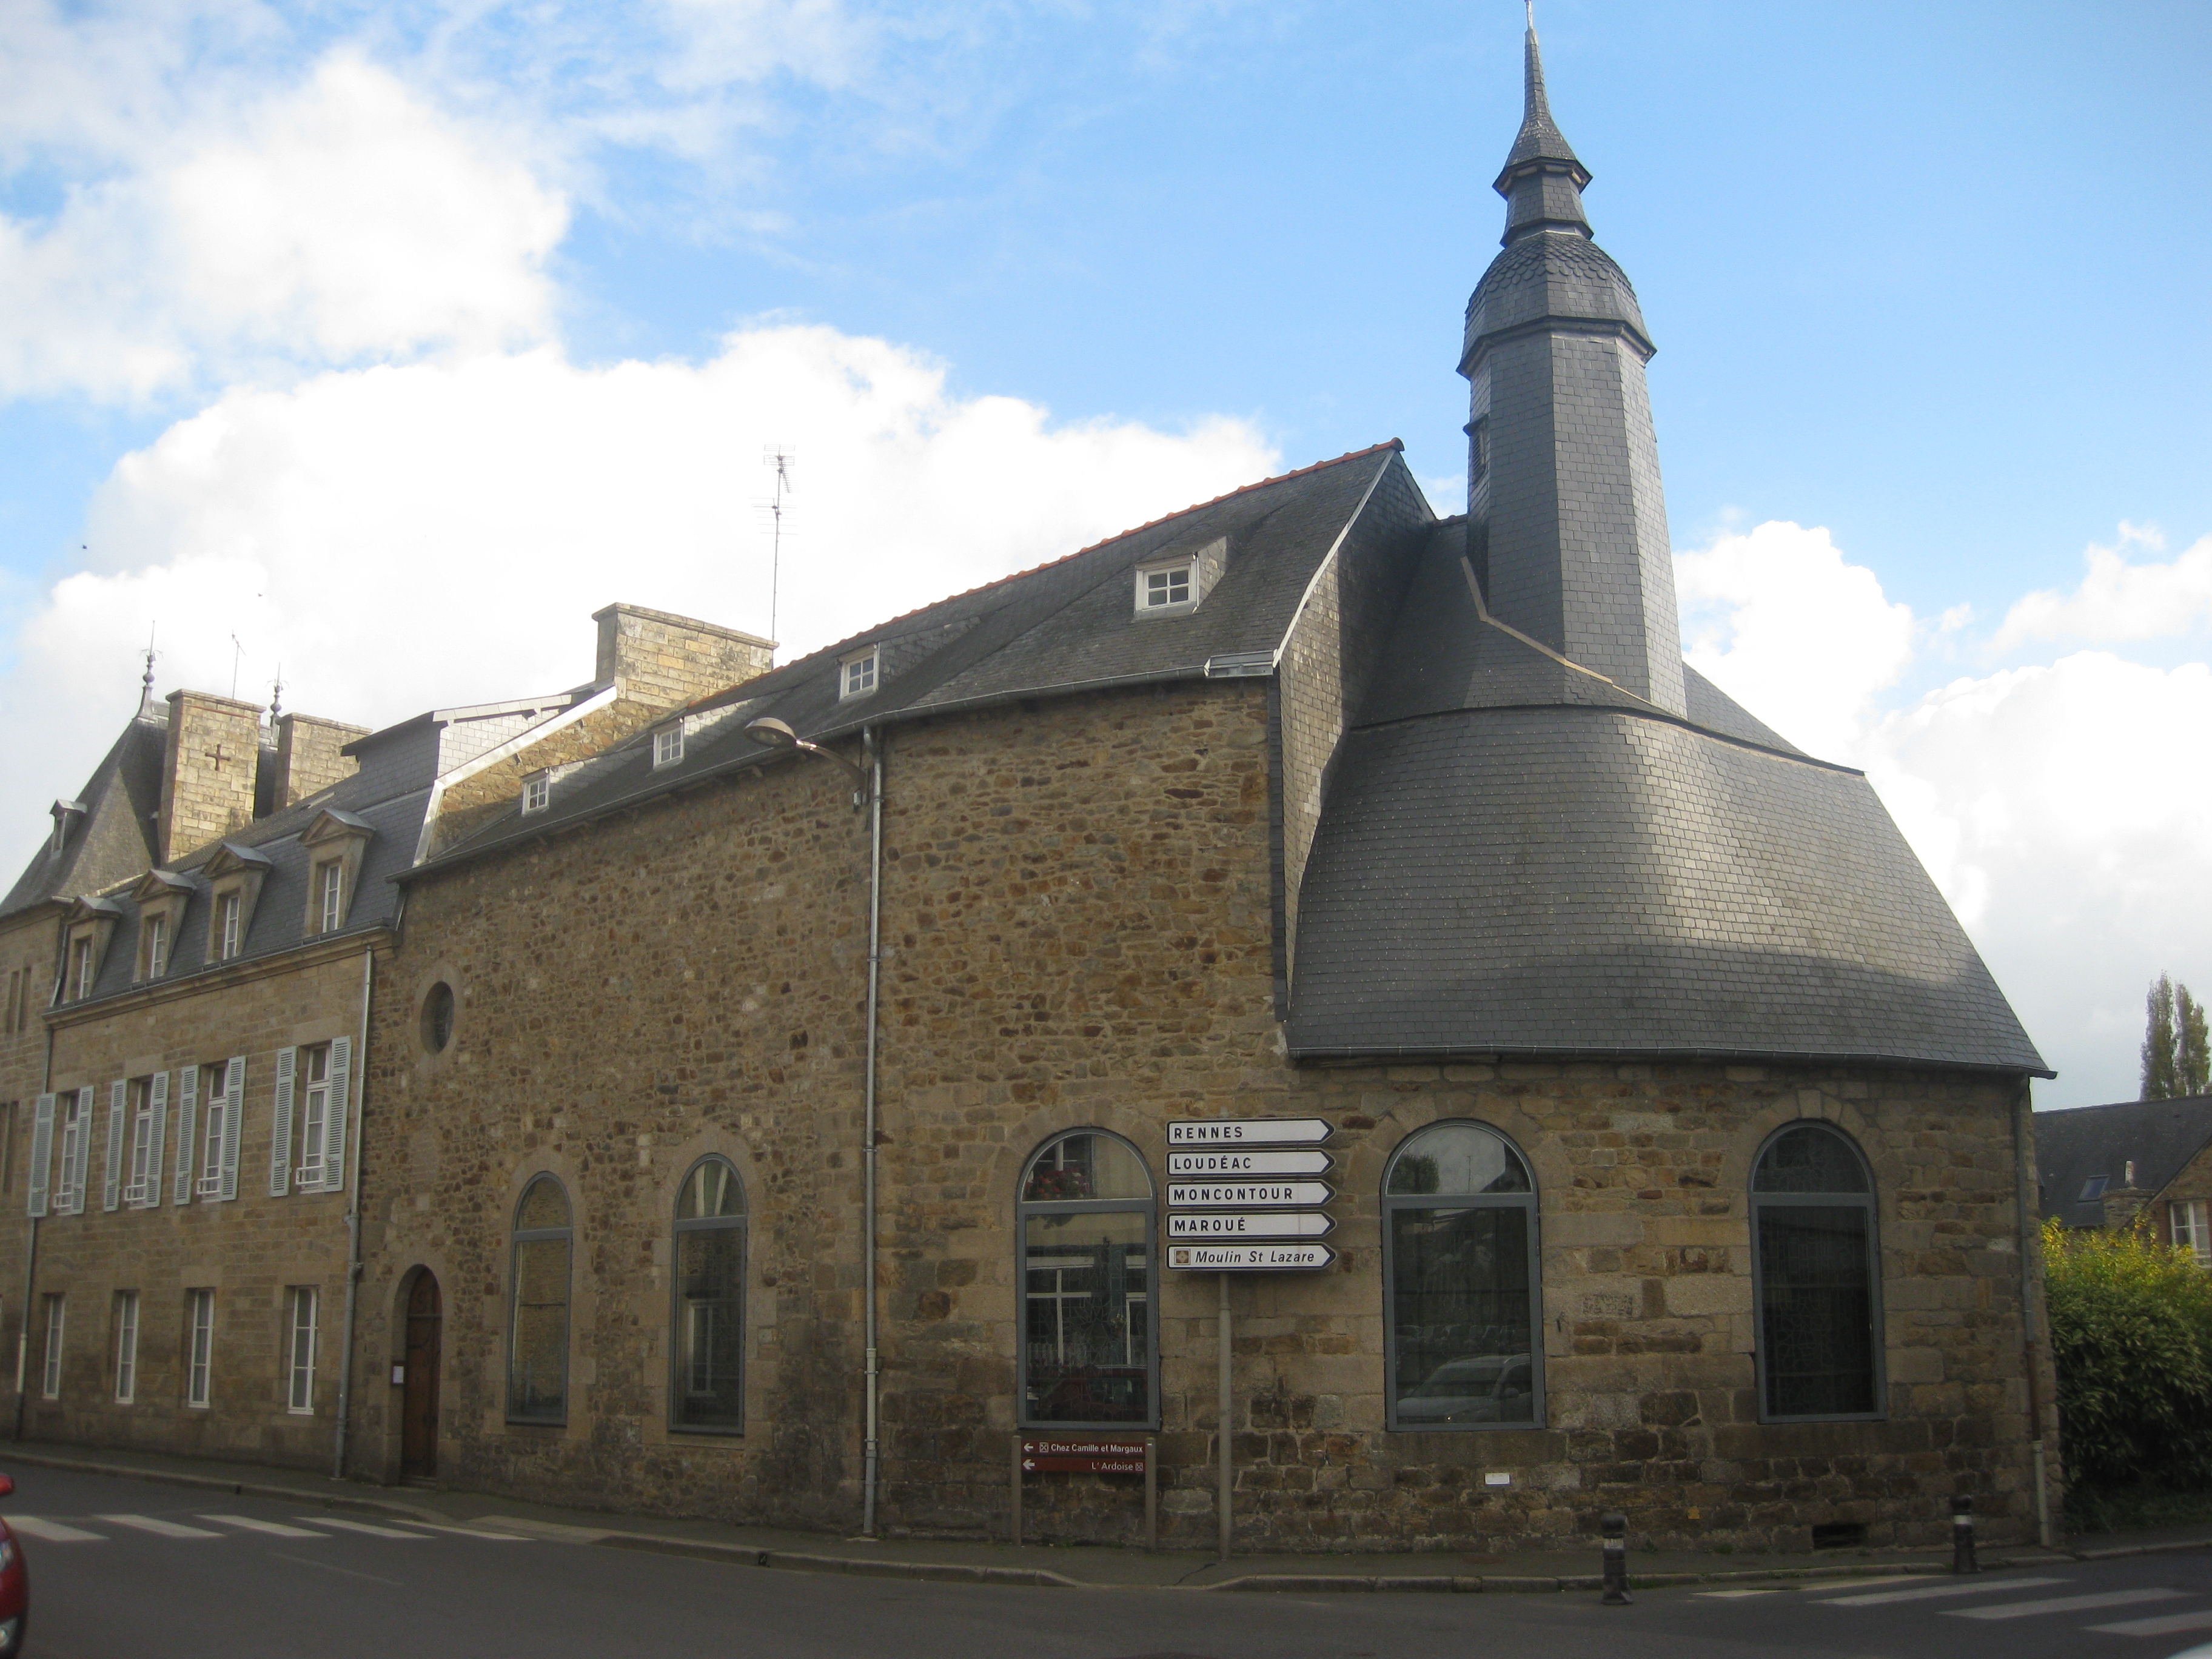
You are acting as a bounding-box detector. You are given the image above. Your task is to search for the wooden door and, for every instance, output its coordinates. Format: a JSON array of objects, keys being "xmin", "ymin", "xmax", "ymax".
[{"xmin": 401, "ymin": 1271, "xmax": 442, "ymax": 1478}]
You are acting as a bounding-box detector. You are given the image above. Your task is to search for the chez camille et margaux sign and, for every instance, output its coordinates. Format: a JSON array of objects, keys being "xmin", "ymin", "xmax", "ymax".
[{"xmin": 1164, "ymin": 1117, "xmax": 1335, "ymax": 1271}]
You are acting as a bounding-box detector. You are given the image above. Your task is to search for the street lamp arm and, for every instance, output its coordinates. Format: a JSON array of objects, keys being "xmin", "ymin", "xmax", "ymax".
[{"xmin": 742, "ymin": 716, "xmax": 870, "ymax": 791}]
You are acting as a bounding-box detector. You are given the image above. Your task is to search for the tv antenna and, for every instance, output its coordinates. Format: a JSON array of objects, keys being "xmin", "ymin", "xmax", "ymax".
[
  {"xmin": 759, "ymin": 446, "xmax": 796, "ymax": 651},
  {"xmin": 230, "ymin": 634, "xmax": 245, "ymax": 700}
]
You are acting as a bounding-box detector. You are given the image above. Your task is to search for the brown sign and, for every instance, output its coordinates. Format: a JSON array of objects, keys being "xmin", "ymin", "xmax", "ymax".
[{"xmin": 1020, "ymin": 1436, "xmax": 1148, "ymax": 1474}]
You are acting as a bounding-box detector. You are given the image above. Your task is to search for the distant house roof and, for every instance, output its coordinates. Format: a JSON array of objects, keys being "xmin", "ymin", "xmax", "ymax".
[{"xmin": 2033, "ymin": 1096, "xmax": 2212, "ymax": 1227}]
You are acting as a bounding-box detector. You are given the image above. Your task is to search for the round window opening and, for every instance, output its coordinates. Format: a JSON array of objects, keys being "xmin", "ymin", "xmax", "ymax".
[{"xmin": 421, "ymin": 982, "xmax": 456, "ymax": 1053}]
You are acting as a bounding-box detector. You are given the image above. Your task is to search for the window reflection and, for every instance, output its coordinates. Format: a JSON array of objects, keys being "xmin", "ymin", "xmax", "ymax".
[
  {"xmin": 1752, "ymin": 1125, "xmax": 1880, "ymax": 1420},
  {"xmin": 1019, "ymin": 1131, "xmax": 1155, "ymax": 1427}
]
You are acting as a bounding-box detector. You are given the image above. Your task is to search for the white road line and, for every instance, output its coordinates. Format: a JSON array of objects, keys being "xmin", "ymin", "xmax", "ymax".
[
  {"xmin": 7, "ymin": 1517, "xmax": 105, "ymax": 1543},
  {"xmin": 404, "ymin": 1522, "xmax": 531, "ymax": 1541},
  {"xmin": 2088, "ymin": 1608, "xmax": 2212, "ymax": 1638},
  {"xmin": 1947, "ymin": 1588, "xmax": 2191, "ymax": 1621},
  {"xmin": 198, "ymin": 1514, "xmax": 330, "ymax": 1538},
  {"xmin": 293, "ymin": 1517, "xmax": 431, "ymax": 1540},
  {"xmin": 1817, "ymin": 1575, "xmax": 2071, "ymax": 1606},
  {"xmin": 98, "ymin": 1513, "xmax": 223, "ymax": 1538},
  {"xmin": 1799, "ymin": 1574, "xmax": 1928, "ymax": 1590},
  {"xmin": 1697, "ymin": 1589, "xmax": 1783, "ymax": 1599}
]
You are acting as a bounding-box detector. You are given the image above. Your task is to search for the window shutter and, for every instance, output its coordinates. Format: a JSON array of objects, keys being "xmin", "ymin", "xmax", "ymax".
[
  {"xmin": 172, "ymin": 1068, "xmax": 199, "ymax": 1205},
  {"xmin": 218, "ymin": 1057, "xmax": 244, "ymax": 1202},
  {"xmin": 26, "ymin": 1093, "xmax": 53, "ymax": 1218},
  {"xmin": 268, "ymin": 1047, "xmax": 295, "ymax": 1198},
  {"xmin": 102, "ymin": 1080, "xmax": 126, "ymax": 1211},
  {"xmin": 321, "ymin": 1037, "xmax": 351, "ymax": 1193},
  {"xmin": 70, "ymin": 1085, "xmax": 95, "ymax": 1214},
  {"xmin": 142, "ymin": 1071, "xmax": 169, "ymax": 1208}
]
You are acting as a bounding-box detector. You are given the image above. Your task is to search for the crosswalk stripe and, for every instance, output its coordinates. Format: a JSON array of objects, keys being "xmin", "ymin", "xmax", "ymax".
[
  {"xmin": 405, "ymin": 1522, "xmax": 530, "ymax": 1541},
  {"xmin": 1816, "ymin": 1575, "xmax": 2071, "ymax": 1606},
  {"xmin": 295, "ymin": 1517, "xmax": 431, "ymax": 1539},
  {"xmin": 1947, "ymin": 1588, "xmax": 2190, "ymax": 1621},
  {"xmin": 198, "ymin": 1515, "xmax": 330, "ymax": 1538},
  {"xmin": 1697, "ymin": 1589, "xmax": 1783, "ymax": 1599},
  {"xmin": 98, "ymin": 1513, "xmax": 223, "ymax": 1539},
  {"xmin": 2088, "ymin": 1608, "xmax": 2212, "ymax": 1638},
  {"xmin": 8, "ymin": 1517, "xmax": 105, "ymax": 1543},
  {"xmin": 1800, "ymin": 1574, "xmax": 1926, "ymax": 1590}
]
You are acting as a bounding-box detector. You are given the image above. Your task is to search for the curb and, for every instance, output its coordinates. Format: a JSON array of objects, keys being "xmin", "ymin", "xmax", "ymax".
[
  {"xmin": 597, "ymin": 1532, "xmax": 1086, "ymax": 1588},
  {"xmin": 0, "ymin": 1449, "xmax": 445, "ymax": 1526}
]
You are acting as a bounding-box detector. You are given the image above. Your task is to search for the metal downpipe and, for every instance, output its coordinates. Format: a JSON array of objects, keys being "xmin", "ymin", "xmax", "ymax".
[
  {"xmin": 332, "ymin": 945, "xmax": 374, "ymax": 1479},
  {"xmin": 862, "ymin": 729, "xmax": 884, "ymax": 1536}
]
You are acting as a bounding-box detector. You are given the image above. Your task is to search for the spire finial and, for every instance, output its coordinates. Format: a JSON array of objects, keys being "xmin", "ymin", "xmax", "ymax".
[
  {"xmin": 1493, "ymin": 9, "xmax": 1592, "ymax": 241},
  {"xmin": 137, "ymin": 625, "xmax": 159, "ymax": 719},
  {"xmin": 269, "ymin": 666, "xmax": 284, "ymax": 723}
]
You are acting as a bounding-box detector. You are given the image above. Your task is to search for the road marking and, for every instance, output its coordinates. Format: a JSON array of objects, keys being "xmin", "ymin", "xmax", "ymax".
[
  {"xmin": 405, "ymin": 1521, "xmax": 530, "ymax": 1541},
  {"xmin": 294, "ymin": 1517, "xmax": 432, "ymax": 1539},
  {"xmin": 7, "ymin": 1517, "xmax": 104, "ymax": 1543},
  {"xmin": 1947, "ymin": 1588, "xmax": 2190, "ymax": 1621},
  {"xmin": 98, "ymin": 1513, "xmax": 223, "ymax": 1538},
  {"xmin": 269, "ymin": 1550, "xmax": 403, "ymax": 1589},
  {"xmin": 199, "ymin": 1514, "xmax": 329, "ymax": 1538},
  {"xmin": 1697, "ymin": 1589, "xmax": 1784, "ymax": 1599},
  {"xmin": 1816, "ymin": 1575, "xmax": 2071, "ymax": 1606},
  {"xmin": 1798, "ymin": 1575, "xmax": 1927, "ymax": 1590},
  {"xmin": 2087, "ymin": 1608, "xmax": 2212, "ymax": 1638}
]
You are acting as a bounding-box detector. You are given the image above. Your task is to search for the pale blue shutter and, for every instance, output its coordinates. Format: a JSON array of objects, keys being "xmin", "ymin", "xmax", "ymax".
[
  {"xmin": 142, "ymin": 1071, "xmax": 168, "ymax": 1207},
  {"xmin": 25, "ymin": 1093, "xmax": 53, "ymax": 1218},
  {"xmin": 173, "ymin": 1068, "xmax": 198, "ymax": 1205},
  {"xmin": 320, "ymin": 1037, "xmax": 351, "ymax": 1193},
  {"xmin": 69, "ymin": 1086, "xmax": 94, "ymax": 1214},
  {"xmin": 268, "ymin": 1047, "xmax": 295, "ymax": 1198},
  {"xmin": 217, "ymin": 1057, "xmax": 244, "ymax": 1201},
  {"xmin": 102, "ymin": 1080, "xmax": 126, "ymax": 1210}
]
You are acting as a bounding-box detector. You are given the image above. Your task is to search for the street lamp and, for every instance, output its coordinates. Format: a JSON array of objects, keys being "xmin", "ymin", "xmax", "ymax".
[{"xmin": 742, "ymin": 716, "xmax": 867, "ymax": 805}]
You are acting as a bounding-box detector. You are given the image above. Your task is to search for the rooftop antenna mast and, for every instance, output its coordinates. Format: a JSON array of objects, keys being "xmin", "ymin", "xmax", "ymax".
[
  {"xmin": 229, "ymin": 634, "xmax": 245, "ymax": 701},
  {"xmin": 760, "ymin": 446, "xmax": 796, "ymax": 655}
]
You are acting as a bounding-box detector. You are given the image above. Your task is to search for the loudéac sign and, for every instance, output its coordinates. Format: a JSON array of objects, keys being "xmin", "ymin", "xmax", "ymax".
[
  {"xmin": 1167, "ymin": 1148, "xmax": 1332, "ymax": 1176},
  {"xmin": 1165, "ymin": 1118, "xmax": 1335, "ymax": 1272}
]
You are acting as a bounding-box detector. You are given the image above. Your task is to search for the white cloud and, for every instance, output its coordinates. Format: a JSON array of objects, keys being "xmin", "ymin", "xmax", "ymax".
[
  {"xmin": 1678, "ymin": 525, "xmax": 2212, "ymax": 1108},
  {"xmin": 1994, "ymin": 523, "xmax": 2212, "ymax": 648}
]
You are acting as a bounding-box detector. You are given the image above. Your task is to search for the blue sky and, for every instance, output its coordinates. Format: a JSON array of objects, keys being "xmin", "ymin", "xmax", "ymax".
[{"xmin": 1, "ymin": 1, "xmax": 2208, "ymax": 1104}]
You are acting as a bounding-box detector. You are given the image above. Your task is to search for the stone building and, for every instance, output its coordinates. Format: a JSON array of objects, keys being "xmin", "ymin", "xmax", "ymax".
[
  {"xmin": 341, "ymin": 26, "xmax": 2057, "ymax": 1556},
  {"xmin": 2035, "ymin": 1095, "xmax": 2212, "ymax": 1261},
  {"xmin": 0, "ymin": 606, "xmax": 768, "ymax": 1469}
]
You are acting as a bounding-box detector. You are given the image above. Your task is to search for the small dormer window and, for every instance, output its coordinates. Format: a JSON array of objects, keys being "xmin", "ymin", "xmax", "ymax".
[
  {"xmin": 1144, "ymin": 563, "xmax": 1192, "ymax": 609},
  {"xmin": 218, "ymin": 892, "xmax": 241, "ymax": 960},
  {"xmin": 840, "ymin": 648, "xmax": 879, "ymax": 701},
  {"xmin": 318, "ymin": 862, "xmax": 344, "ymax": 934},
  {"xmin": 73, "ymin": 937, "xmax": 96, "ymax": 1000},
  {"xmin": 145, "ymin": 916, "xmax": 167, "ymax": 978},
  {"xmin": 653, "ymin": 725, "xmax": 685, "ymax": 768},
  {"xmin": 1134, "ymin": 538, "xmax": 1224, "ymax": 618},
  {"xmin": 523, "ymin": 775, "xmax": 550, "ymax": 814}
]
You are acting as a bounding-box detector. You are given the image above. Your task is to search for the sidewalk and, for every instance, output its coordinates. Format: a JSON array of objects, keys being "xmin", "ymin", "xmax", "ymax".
[{"xmin": 4, "ymin": 1440, "xmax": 2205, "ymax": 1594}]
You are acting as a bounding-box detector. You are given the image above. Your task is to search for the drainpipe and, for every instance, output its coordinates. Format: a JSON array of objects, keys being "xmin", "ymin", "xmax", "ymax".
[
  {"xmin": 861, "ymin": 728, "xmax": 885, "ymax": 1537},
  {"xmin": 332, "ymin": 945, "xmax": 374, "ymax": 1479},
  {"xmin": 2010, "ymin": 1079, "xmax": 2054, "ymax": 1547},
  {"xmin": 12, "ymin": 1001, "xmax": 56, "ymax": 1439}
]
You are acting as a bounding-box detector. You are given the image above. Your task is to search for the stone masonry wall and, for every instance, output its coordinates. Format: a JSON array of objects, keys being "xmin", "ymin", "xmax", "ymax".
[
  {"xmin": 274, "ymin": 714, "xmax": 369, "ymax": 811},
  {"xmin": 431, "ymin": 697, "xmax": 705, "ymax": 854},
  {"xmin": 160, "ymin": 692, "xmax": 264, "ymax": 863},
  {"xmin": 594, "ymin": 603, "xmax": 776, "ymax": 710}
]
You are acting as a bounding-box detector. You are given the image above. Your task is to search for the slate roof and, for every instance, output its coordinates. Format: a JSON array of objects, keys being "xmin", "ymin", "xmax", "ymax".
[
  {"xmin": 2033, "ymin": 1096, "xmax": 2212, "ymax": 1227},
  {"xmin": 1, "ymin": 712, "xmax": 166, "ymax": 919}
]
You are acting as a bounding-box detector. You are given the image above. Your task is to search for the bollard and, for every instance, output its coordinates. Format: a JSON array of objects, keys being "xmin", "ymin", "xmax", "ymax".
[
  {"xmin": 1951, "ymin": 1494, "xmax": 1979, "ymax": 1575},
  {"xmin": 1600, "ymin": 1510, "xmax": 1633, "ymax": 1605}
]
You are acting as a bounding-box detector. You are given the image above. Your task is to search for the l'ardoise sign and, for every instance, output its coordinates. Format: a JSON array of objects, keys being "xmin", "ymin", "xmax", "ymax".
[{"xmin": 1166, "ymin": 1118, "xmax": 1335, "ymax": 1270}]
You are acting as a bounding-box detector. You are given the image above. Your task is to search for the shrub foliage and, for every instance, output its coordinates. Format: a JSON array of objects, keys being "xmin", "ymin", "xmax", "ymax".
[{"xmin": 2042, "ymin": 1218, "xmax": 2212, "ymax": 1489}]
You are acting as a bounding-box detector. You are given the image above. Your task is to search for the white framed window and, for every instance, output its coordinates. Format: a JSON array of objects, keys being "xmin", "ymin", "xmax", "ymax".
[
  {"xmin": 2174, "ymin": 1198, "xmax": 2211, "ymax": 1267},
  {"xmin": 114, "ymin": 1291, "xmax": 139, "ymax": 1403},
  {"xmin": 198, "ymin": 1062, "xmax": 229, "ymax": 1199},
  {"xmin": 144, "ymin": 914, "xmax": 167, "ymax": 978},
  {"xmin": 186, "ymin": 1290, "xmax": 214, "ymax": 1407},
  {"xmin": 41, "ymin": 1294, "xmax": 64, "ymax": 1398},
  {"xmin": 523, "ymin": 775, "xmax": 550, "ymax": 814},
  {"xmin": 296, "ymin": 1045, "xmax": 330, "ymax": 1190},
  {"xmin": 840, "ymin": 648, "xmax": 879, "ymax": 701},
  {"xmin": 125, "ymin": 1078, "xmax": 154, "ymax": 1204},
  {"xmin": 1141, "ymin": 562, "xmax": 1193, "ymax": 609},
  {"xmin": 55, "ymin": 1093, "xmax": 84, "ymax": 1213},
  {"xmin": 652, "ymin": 725, "xmax": 684, "ymax": 768},
  {"xmin": 287, "ymin": 1287, "xmax": 318, "ymax": 1413},
  {"xmin": 218, "ymin": 891, "xmax": 241, "ymax": 960},
  {"xmin": 73, "ymin": 937, "xmax": 95, "ymax": 1000},
  {"xmin": 318, "ymin": 862, "xmax": 343, "ymax": 934}
]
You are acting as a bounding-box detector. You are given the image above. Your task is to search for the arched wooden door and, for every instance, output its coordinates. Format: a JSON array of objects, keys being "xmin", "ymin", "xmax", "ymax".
[{"xmin": 401, "ymin": 1271, "xmax": 443, "ymax": 1479}]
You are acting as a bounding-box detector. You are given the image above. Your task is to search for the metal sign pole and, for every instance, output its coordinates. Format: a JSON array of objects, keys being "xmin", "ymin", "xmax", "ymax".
[{"xmin": 1218, "ymin": 1270, "xmax": 1233, "ymax": 1561}]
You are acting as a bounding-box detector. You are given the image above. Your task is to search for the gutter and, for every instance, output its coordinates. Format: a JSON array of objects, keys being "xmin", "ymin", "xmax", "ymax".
[
  {"xmin": 12, "ymin": 986, "xmax": 55, "ymax": 1438},
  {"xmin": 1290, "ymin": 1044, "xmax": 2056, "ymax": 1081},
  {"xmin": 332, "ymin": 945, "xmax": 374, "ymax": 1478}
]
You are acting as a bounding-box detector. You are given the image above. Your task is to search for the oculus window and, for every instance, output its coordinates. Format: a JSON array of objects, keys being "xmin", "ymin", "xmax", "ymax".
[
  {"xmin": 1383, "ymin": 1121, "xmax": 1541, "ymax": 1431},
  {"xmin": 508, "ymin": 1175, "xmax": 572, "ymax": 1424},
  {"xmin": 1019, "ymin": 1130, "xmax": 1155, "ymax": 1429},
  {"xmin": 671, "ymin": 1157, "xmax": 747, "ymax": 1432},
  {"xmin": 1752, "ymin": 1124, "xmax": 1883, "ymax": 1421}
]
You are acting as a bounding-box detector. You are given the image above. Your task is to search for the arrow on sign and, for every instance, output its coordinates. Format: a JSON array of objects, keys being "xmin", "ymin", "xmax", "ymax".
[
  {"xmin": 1167, "ymin": 1210, "xmax": 1335, "ymax": 1240},
  {"xmin": 1168, "ymin": 1180, "xmax": 1334, "ymax": 1209},
  {"xmin": 1167, "ymin": 1148, "xmax": 1333, "ymax": 1178}
]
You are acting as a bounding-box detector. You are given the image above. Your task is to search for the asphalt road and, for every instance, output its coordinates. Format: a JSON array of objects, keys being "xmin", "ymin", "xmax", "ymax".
[{"xmin": 7, "ymin": 1464, "xmax": 2212, "ymax": 1659}]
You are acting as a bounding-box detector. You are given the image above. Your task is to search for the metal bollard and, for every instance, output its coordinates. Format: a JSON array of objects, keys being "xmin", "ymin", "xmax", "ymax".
[
  {"xmin": 1601, "ymin": 1510, "xmax": 1633, "ymax": 1605},
  {"xmin": 1951, "ymin": 1495, "xmax": 1978, "ymax": 1575}
]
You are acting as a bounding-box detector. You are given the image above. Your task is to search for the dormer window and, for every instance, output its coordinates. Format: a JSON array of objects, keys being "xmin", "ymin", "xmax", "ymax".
[
  {"xmin": 1143, "ymin": 563, "xmax": 1192, "ymax": 609},
  {"xmin": 653, "ymin": 725, "xmax": 685, "ymax": 768},
  {"xmin": 523, "ymin": 775, "xmax": 551, "ymax": 814},
  {"xmin": 298, "ymin": 809, "xmax": 371, "ymax": 938},
  {"xmin": 145, "ymin": 916, "xmax": 167, "ymax": 979},
  {"xmin": 218, "ymin": 893, "xmax": 241, "ymax": 961},
  {"xmin": 317, "ymin": 862, "xmax": 344, "ymax": 934},
  {"xmin": 1133, "ymin": 537, "xmax": 1227, "ymax": 619},
  {"xmin": 132, "ymin": 870, "xmax": 191, "ymax": 983},
  {"xmin": 840, "ymin": 647, "xmax": 879, "ymax": 701},
  {"xmin": 73, "ymin": 937, "xmax": 96, "ymax": 1000},
  {"xmin": 49, "ymin": 799, "xmax": 84, "ymax": 856}
]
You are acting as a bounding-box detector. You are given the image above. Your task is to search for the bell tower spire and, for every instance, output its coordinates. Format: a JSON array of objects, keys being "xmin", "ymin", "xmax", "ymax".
[{"xmin": 1495, "ymin": 7, "xmax": 1592, "ymax": 243}]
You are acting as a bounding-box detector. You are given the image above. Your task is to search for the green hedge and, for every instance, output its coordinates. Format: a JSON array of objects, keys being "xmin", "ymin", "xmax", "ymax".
[{"xmin": 2042, "ymin": 1218, "xmax": 2212, "ymax": 1489}]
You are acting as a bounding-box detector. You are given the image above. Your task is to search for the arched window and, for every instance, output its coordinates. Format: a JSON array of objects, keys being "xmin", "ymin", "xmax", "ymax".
[
  {"xmin": 1383, "ymin": 1121, "xmax": 1540, "ymax": 1431},
  {"xmin": 508, "ymin": 1175, "xmax": 571, "ymax": 1425},
  {"xmin": 1019, "ymin": 1130, "xmax": 1155, "ymax": 1429},
  {"xmin": 671, "ymin": 1157, "xmax": 746, "ymax": 1432},
  {"xmin": 1752, "ymin": 1123, "xmax": 1883, "ymax": 1421}
]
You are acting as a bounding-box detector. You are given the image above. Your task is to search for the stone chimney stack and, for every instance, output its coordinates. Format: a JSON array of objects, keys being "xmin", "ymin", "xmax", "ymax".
[
  {"xmin": 592, "ymin": 603, "xmax": 775, "ymax": 709},
  {"xmin": 2102, "ymin": 1160, "xmax": 2151, "ymax": 1231},
  {"xmin": 274, "ymin": 714, "xmax": 370, "ymax": 810},
  {"xmin": 159, "ymin": 691, "xmax": 264, "ymax": 863}
]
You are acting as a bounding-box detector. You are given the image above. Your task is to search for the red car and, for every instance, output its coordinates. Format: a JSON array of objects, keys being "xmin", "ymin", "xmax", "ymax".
[{"xmin": 0, "ymin": 1473, "xmax": 24, "ymax": 1655}]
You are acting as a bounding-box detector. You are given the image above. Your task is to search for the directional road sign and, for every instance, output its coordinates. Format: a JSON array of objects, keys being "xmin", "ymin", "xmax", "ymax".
[
  {"xmin": 1020, "ymin": 1436, "xmax": 1148, "ymax": 1475},
  {"xmin": 1168, "ymin": 1242, "xmax": 1336, "ymax": 1271},
  {"xmin": 1167, "ymin": 1180, "xmax": 1333, "ymax": 1210},
  {"xmin": 1167, "ymin": 1118, "xmax": 1332, "ymax": 1147},
  {"xmin": 1167, "ymin": 1210, "xmax": 1335, "ymax": 1240},
  {"xmin": 1167, "ymin": 1148, "xmax": 1333, "ymax": 1177}
]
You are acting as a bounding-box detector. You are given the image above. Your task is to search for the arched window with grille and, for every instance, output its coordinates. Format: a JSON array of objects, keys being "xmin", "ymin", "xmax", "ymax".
[
  {"xmin": 1751, "ymin": 1122, "xmax": 1883, "ymax": 1421},
  {"xmin": 1383, "ymin": 1121, "xmax": 1541, "ymax": 1431},
  {"xmin": 671, "ymin": 1157, "xmax": 747, "ymax": 1432},
  {"xmin": 1018, "ymin": 1130, "xmax": 1156, "ymax": 1429},
  {"xmin": 508, "ymin": 1175, "xmax": 572, "ymax": 1425}
]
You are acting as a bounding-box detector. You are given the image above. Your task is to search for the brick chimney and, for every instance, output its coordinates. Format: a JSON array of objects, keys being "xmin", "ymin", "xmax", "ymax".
[
  {"xmin": 159, "ymin": 691, "xmax": 264, "ymax": 863},
  {"xmin": 274, "ymin": 714, "xmax": 370, "ymax": 810},
  {"xmin": 593, "ymin": 603, "xmax": 774, "ymax": 709}
]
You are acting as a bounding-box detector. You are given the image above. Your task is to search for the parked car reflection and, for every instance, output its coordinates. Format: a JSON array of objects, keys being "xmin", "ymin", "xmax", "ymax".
[{"xmin": 1395, "ymin": 1353, "xmax": 1534, "ymax": 1425}]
